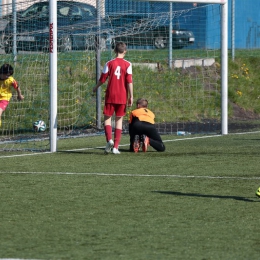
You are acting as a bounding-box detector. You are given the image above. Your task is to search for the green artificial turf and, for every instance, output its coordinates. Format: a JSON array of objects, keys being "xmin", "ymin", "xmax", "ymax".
[{"xmin": 0, "ymin": 133, "xmax": 260, "ymax": 259}]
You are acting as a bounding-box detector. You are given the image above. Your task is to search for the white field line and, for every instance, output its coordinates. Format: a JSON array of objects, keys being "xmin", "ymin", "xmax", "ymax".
[
  {"xmin": 65, "ymin": 134, "xmax": 224, "ymax": 151},
  {"xmin": 0, "ymin": 171, "xmax": 260, "ymax": 180},
  {"xmin": 0, "ymin": 131, "xmax": 259, "ymax": 158}
]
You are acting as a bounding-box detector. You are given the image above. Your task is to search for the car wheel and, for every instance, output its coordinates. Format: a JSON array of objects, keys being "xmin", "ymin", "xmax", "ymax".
[
  {"xmin": 84, "ymin": 36, "xmax": 107, "ymax": 50},
  {"xmin": 154, "ymin": 36, "xmax": 167, "ymax": 49},
  {"xmin": 42, "ymin": 45, "xmax": 49, "ymax": 53},
  {"xmin": 0, "ymin": 34, "xmax": 5, "ymax": 49},
  {"xmin": 99, "ymin": 37, "xmax": 107, "ymax": 51},
  {"xmin": 84, "ymin": 35, "xmax": 95, "ymax": 50},
  {"xmin": 4, "ymin": 44, "xmax": 12, "ymax": 54},
  {"xmin": 58, "ymin": 35, "xmax": 72, "ymax": 52},
  {"xmin": 110, "ymin": 38, "xmax": 116, "ymax": 49}
]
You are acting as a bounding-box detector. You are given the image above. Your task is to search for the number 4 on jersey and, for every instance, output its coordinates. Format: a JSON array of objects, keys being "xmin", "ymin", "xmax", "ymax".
[{"xmin": 115, "ymin": 66, "xmax": 121, "ymax": 79}]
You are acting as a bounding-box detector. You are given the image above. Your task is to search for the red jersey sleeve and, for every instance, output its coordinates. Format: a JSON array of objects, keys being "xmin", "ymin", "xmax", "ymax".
[
  {"xmin": 125, "ymin": 63, "xmax": 133, "ymax": 83},
  {"xmin": 12, "ymin": 79, "xmax": 19, "ymax": 89},
  {"xmin": 99, "ymin": 61, "xmax": 109, "ymax": 83}
]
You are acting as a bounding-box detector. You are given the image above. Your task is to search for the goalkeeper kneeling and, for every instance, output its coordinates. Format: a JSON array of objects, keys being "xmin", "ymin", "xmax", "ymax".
[{"xmin": 129, "ymin": 98, "xmax": 165, "ymax": 153}]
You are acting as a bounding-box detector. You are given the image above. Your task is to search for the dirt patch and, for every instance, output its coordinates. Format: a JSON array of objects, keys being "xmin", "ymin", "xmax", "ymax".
[{"xmin": 230, "ymin": 102, "xmax": 260, "ymax": 120}]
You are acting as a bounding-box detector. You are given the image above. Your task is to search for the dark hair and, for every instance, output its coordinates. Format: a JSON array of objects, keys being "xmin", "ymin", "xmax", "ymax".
[
  {"xmin": 114, "ymin": 42, "xmax": 127, "ymax": 54},
  {"xmin": 136, "ymin": 98, "xmax": 148, "ymax": 108},
  {"xmin": 0, "ymin": 64, "xmax": 14, "ymax": 75}
]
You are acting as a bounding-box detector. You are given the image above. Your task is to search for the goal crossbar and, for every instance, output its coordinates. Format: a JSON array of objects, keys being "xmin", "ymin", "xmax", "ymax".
[{"xmin": 140, "ymin": 0, "xmax": 227, "ymax": 3}]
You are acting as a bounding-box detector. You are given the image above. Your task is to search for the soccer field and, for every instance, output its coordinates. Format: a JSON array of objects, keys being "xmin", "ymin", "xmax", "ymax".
[{"xmin": 0, "ymin": 133, "xmax": 260, "ymax": 259}]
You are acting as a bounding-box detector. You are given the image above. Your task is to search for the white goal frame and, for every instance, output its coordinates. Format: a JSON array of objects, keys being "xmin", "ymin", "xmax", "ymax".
[
  {"xmin": 49, "ymin": 0, "xmax": 58, "ymax": 152},
  {"xmin": 48, "ymin": 0, "xmax": 228, "ymax": 152},
  {"xmin": 140, "ymin": 0, "xmax": 228, "ymax": 136}
]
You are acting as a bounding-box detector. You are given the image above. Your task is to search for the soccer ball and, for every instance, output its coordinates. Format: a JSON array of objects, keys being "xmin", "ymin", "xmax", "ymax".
[
  {"xmin": 33, "ymin": 120, "xmax": 46, "ymax": 132},
  {"xmin": 256, "ymin": 187, "xmax": 260, "ymax": 198}
]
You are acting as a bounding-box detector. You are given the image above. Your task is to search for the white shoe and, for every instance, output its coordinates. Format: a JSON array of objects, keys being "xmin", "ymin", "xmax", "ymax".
[
  {"xmin": 112, "ymin": 148, "xmax": 120, "ymax": 154},
  {"xmin": 105, "ymin": 139, "xmax": 114, "ymax": 154}
]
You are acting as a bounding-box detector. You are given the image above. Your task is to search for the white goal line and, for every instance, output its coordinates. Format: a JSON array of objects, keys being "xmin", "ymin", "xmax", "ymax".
[{"xmin": 0, "ymin": 171, "xmax": 259, "ymax": 181}]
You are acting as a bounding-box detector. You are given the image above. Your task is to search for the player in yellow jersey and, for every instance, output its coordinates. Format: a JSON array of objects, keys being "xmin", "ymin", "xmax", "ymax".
[
  {"xmin": 129, "ymin": 98, "xmax": 165, "ymax": 152},
  {"xmin": 0, "ymin": 64, "xmax": 24, "ymax": 127}
]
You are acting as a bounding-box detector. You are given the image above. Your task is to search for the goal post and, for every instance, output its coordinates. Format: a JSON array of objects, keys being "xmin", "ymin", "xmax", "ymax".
[
  {"xmin": 49, "ymin": 0, "xmax": 58, "ymax": 152},
  {"xmin": 221, "ymin": 1, "xmax": 228, "ymax": 135},
  {"xmin": 140, "ymin": 0, "xmax": 228, "ymax": 135}
]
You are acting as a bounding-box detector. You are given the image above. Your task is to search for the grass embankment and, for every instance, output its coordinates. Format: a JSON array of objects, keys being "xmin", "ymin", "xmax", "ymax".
[
  {"xmin": 228, "ymin": 56, "xmax": 260, "ymax": 115},
  {"xmin": 1, "ymin": 50, "xmax": 260, "ymax": 132}
]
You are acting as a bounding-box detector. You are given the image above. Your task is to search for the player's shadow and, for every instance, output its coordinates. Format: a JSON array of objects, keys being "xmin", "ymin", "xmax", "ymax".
[
  {"xmin": 60, "ymin": 147, "xmax": 106, "ymax": 155},
  {"xmin": 60, "ymin": 147, "xmax": 131, "ymax": 155},
  {"xmin": 152, "ymin": 191, "xmax": 259, "ymax": 202}
]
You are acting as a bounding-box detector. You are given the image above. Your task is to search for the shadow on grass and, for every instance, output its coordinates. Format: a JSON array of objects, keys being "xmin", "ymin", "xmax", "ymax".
[
  {"xmin": 59, "ymin": 149, "xmax": 103, "ymax": 155},
  {"xmin": 152, "ymin": 191, "xmax": 259, "ymax": 202},
  {"xmin": 59, "ymin": 147, "xmax": 133, "ymax": 154}
]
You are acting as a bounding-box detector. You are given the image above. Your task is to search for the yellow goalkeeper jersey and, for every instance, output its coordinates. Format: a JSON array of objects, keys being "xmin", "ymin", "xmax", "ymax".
[{"xmin": 0, "ymin": 76, "xmax": 19, "ymax": 101}]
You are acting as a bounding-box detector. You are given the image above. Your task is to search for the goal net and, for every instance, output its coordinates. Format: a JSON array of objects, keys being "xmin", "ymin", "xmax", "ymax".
[{"xmin": 0, "ymin": 0, "xmax": 243, "ymax": 152}]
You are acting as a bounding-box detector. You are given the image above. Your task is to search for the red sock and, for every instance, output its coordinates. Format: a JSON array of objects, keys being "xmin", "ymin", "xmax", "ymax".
[
  {"xmin": 114, "ymin": 128, "xmax": 122, "ymax": 149},
  {"xmin": 105, "ymin": 125, "xmax": 112, "ymax": 142}
]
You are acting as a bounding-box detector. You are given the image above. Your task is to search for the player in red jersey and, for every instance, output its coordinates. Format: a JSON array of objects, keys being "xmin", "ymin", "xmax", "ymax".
[{"xmin": 93, "ymin": 42, "xmax": 133, "ymax": 154}]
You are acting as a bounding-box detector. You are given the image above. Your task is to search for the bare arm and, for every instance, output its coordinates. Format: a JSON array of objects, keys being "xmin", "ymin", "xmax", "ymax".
[
  {"xmin": 16, "ymin": 87, "xmax": 24, "ymax": 101},
  {"xmin": 127, "ymin": 83, "xmax": 133, "ymax": 106},
  {"xmin": 93, "ymin": 81, "xmax": 103, "ymax": 93}
]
